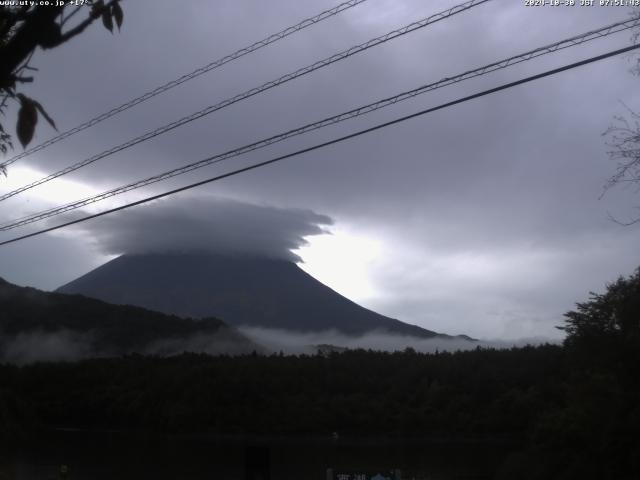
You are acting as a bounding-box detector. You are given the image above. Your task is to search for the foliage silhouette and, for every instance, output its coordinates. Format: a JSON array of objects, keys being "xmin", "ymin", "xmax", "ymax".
[{"xmin": 0, "ymin": 0, "xmax": 123, "ymax": 166}]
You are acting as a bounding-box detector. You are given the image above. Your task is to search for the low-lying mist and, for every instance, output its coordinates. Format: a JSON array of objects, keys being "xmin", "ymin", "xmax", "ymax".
[
  {"xmin": 0, "ymin": 329, "xmax": 259, "ymax": 365},
  {"xmin": 0, "ymin": 329, "xmax": 95, "ymax": 365},
  {"xmin": 238, "ymin": 326, "xmax": 559, "ymax": 355},
  {"xmin": 0, "ymin": 327, "xmax": 560, "ymax": 365}
]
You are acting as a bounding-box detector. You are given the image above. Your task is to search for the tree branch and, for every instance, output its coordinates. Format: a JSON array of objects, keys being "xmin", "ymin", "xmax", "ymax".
[
  {"xmin": 57, "ymin": 1, "xmax": 120, "ymax": 45},
  {"xmin": 59, "ymin": 5, "xmax": 84, "ymax": 28},
  {"xmin": 0, "ymin": 6, "xmax": 64, "ymax": 81}
]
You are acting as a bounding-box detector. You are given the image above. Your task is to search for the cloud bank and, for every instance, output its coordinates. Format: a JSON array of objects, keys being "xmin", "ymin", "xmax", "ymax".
[{"xmin": 70, "ymin": 195, "xmax": 332, "ymax": 262}]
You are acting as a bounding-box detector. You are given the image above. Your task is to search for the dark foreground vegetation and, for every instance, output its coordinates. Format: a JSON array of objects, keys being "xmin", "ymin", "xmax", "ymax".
[{"xmin": 1, "ymin": 269, "xmax": 639, "ymax": 479}]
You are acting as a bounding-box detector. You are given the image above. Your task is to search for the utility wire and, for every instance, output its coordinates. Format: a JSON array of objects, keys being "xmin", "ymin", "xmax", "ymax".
[
  {"xmin": 0, "ymin": 0, "xmax": 491, "ymax": 202},
  {"xmin": 1, "ymin": 43, "xmax": 638, "ymax": 248},
  {"xmin": 0, "ymin": 0, "xmax": 370, "ymax": 169},
  {"xmin": 1, "ymin": 17, "xmax": 637, "ymax": 232}
]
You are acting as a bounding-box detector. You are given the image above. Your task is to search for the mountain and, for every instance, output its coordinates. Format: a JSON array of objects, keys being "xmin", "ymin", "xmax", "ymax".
[
  {"xmin": 57, "ymin": 253, "xmax": 460, "ymax": 339},
  {"xmin": 0, "ymin": 276, "xmax": 258, "ymax": 363}
]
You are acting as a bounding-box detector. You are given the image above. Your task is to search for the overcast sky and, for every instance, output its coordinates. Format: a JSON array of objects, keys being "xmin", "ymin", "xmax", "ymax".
[{"xmin": 1, "ymin": 0, "xmax": 640, "ymax": 340}]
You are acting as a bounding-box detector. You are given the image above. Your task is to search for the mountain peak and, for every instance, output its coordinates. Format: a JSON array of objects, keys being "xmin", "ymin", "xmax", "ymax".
[{"xmin": 58, "ymin": 252, "xmax": 455, "ymax": 339}]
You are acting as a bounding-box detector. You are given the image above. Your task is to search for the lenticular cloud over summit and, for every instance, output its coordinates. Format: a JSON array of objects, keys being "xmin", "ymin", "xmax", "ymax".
[{"xmin": 73, "ymin": 195, "xmax": 333, "ymax": 262}]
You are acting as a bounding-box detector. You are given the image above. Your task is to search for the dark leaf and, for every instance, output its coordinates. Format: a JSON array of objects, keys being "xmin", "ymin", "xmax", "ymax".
[
  {"xmin": 31, "ymin": 100, "xmax": 57, "ymax": 130},
  {"xmin": 102, "ymin": 8, "xmax": 113, "ymax": 32},
  {"xmin": 91, "ymin": 0, "xmax": 105, "ymax": 18},
  {"xmin": 112, "ymin": 2, "xmax": 123, "ymax": 30},
  {"xmin": 16, "ymin": 95, "xmax": 38, "ymax": 148}
]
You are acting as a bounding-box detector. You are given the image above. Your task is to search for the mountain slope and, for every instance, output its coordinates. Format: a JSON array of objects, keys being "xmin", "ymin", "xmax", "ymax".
[
  {"xmin": 57, "ymin": 253, "xmax": 456, "ymax": 339},
  {"xmin": 0, "ymin": 277, "xmax": 258, "ymax": 362}
]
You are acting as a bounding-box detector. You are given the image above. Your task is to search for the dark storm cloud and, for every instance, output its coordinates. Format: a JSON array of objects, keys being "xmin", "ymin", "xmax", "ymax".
[{"xmin": 69, "ymin": 195, "xmax": 332, "ymax": 261}]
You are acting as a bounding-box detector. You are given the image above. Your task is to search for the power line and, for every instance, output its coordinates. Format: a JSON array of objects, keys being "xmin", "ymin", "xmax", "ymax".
[
  {"xmin": 2, "ymin": 17, "xmax": 637, "ymax": 232},
  {"xmin": 0, "ymin": 0, "xmax": 370, "ymax": 169},
  {"xmin": 0, "ymin": 0, "xmax": 491, "ymax": 202},
  {"xmin": 1, "ymin": 43, "xmax": 638, "ymax": 248}
]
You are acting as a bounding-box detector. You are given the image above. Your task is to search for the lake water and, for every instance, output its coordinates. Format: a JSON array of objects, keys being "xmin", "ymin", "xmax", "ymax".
[{"xmin": 1, "ymin": 430, "xmax": 516, "ymax": 480}]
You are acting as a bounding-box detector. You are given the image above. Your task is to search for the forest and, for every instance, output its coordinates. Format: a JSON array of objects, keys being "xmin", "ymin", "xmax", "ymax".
[{"xmin": 0, "ymin": 269, "xmax": 638, "ymax": 479}]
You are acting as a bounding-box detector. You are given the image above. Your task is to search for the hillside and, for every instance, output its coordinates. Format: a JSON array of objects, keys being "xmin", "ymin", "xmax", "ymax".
[{"xmin": 0, "ymin": 277, "xmax": 258, "ymax": 362}]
